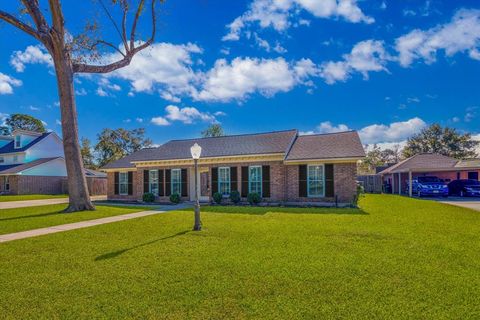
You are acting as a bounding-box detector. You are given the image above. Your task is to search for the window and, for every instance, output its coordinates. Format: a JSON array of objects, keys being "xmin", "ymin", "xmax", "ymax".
[
  {"xmin": 248, "ymin": 166, "xmax": 262, "ymax": 196},
  {"xmin": 4, "ymin": 176, "xmax": 10, "ymax": 191},
  {"xmin": 13, "ymin": 155, "xmax": 18, "ymax": 163},
  {"xmin": 0, "ymin": 157, "xmax": 4, "ymax": 164},
  {"xmin": 14, "ymin": 135, "xmax": 21, "ymax": 148},
  {"xmin": 119, "ymin": 172, "xmax": 128, "ymax": 195},
  {"xmin": 307, "ymin": 165, "xmax": 325, "ymax": 197},
  {"xmin": 149, "ymin": 170, "xmax": 159, "ymax": 195},
  {"xmin": 218, "ymin": 167, "xmax": 231, "ymax": 196},
  {"xmin": 171, "ymin": 169, "xmax": 181, "ymax": 195}
]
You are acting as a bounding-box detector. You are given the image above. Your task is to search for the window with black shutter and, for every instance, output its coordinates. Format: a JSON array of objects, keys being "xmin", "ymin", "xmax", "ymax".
[
  {"xmin": 181, "ymin": 168, "xmax": 188, "ymax": 197},
  {"xmin": 143, "ymin": 170, "xmax": 149, "ymax": 194},
  {"xmin": 325, "ymin": 164, "xmax": 334, "ymax": 197},
  {"xmin": 211, "ymin": 167, "xmax": 218, "ymax": 195},
  {"xmin": 241, "ymin": 166, "xmax": 249, "ymax": 197},
  {"xmin": 262, "ymin": 165, "xmax": 270, "ymax": 198},
  {"xmin": 165, "ymin": 169, "xmax": 171, "ymax": 196},
  {"xmin": 114, "ymin": 172, "xmax": 119, "ymax": 195},
  {"xmin": 127, "ymin": 171, "xmax": 133, "ymax": 195},
  {"xmin": 159, "ymin": 170, "xmax": 165, "ymax": 196},
  {"xmin": 299, "ymin": 165, "xmax": 307, "ymax": 197},
  {"xmin": 230, "ymin": 167, "xmax": 238, "ymax": 192}
]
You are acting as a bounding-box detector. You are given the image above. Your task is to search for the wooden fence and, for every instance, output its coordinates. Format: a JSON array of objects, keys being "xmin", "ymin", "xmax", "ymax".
[{"xmin": 357, "ymin": 175, "xmax": 383, "ymax": 193}]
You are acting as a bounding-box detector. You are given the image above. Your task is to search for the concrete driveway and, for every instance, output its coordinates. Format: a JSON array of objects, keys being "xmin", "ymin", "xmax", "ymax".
[
  {"xmin": 0, "ymin": 195, "xmax": 107, "ymax": 210},
  {"xmin": 437, "ymin": 197, "xmax": 480, "ymax": 212}
]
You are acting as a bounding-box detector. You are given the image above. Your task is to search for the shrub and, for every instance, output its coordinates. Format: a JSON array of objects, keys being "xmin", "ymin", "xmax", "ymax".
[
  {"xmin": 213, "ymin": 192, "xmax": 223, "ymax": 204},
  {"xmin": 352, "ymin": 183, "xmax": 364, "ymax": 207},
  {"xmin": 142, "ymin": 192, "xmax": 155, "ymax": 203},
  {"xmin": 229, "ymin": 190, "xmax": 241, "ymax": 204},
  {"xmin": 170, "ymin": 193, "xmax": 181, "ymax": 204},
  {"xmin": 247, "ymin": 192, "xmax": 261, "ymax": 205}
]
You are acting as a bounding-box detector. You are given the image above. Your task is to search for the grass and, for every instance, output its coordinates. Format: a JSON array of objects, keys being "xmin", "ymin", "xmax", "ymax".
[
  {"xmin": 0, "ymin": 204, "xmax": 152, "ymax": 235},
  {"xmin": 0, "ymin": 194, "xmax": 68, "ymax": 202},
  {"xmin": 0, "ymin": 194, "xmax": 479, "ymax": 319}
]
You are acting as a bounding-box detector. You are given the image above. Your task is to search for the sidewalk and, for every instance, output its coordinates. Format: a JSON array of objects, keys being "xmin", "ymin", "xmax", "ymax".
[
  {"xmin": 0, "ymin": 195, "xmax": 107, "ymax": 210},
  {"xmin": 0, "ymin": 209, "xmax": 164, "ymax": 243}
]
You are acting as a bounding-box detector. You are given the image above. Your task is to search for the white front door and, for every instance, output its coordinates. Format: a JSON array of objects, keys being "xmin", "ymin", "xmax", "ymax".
[{"xmin": 189, "ymin": 167, "xmax": 210, "ymax": 202}]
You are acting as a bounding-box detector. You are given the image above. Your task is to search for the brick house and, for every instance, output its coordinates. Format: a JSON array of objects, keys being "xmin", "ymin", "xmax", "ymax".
[{"xmin": 101, "ymin": 129, "xmax": 365, "ymax": 205}]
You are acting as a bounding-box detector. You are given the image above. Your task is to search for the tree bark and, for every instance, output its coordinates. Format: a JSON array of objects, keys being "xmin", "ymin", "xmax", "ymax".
[{"xmin": 51, "ymin": 48, "xmax": 95, "ymax": 212}]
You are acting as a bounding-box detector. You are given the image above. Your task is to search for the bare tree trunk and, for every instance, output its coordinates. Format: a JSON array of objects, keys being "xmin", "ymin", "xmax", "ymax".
[{"xmin": 52, "ymin": 49, "xmax": 95, "ymax": 212}]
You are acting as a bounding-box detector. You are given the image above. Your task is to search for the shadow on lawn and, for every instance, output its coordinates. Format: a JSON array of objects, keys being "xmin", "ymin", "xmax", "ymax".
[
  {"xmin": 94, "ymin": 230, "xmax": 190, "ymax": 261},
  {"xmin": 0, "ymin": 210, "xmax": 64, "ymax": 221}
]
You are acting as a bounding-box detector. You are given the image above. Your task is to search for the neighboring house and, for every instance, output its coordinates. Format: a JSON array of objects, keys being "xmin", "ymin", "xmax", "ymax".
[
  {"xmin": 101, "ymin": 129, "xmax": 365, "ymax": 205},
  {"xmin": 379, "ymin": 153, "xmax": 480, "ymax": 195},
  {"xmin": 0, "ymin": 129, "xmax": 106, "ymax": 195}
]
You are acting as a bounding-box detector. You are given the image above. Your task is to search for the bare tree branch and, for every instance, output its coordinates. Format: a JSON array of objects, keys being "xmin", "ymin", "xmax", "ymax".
[
  {"xmin": 93, "ymin": 40, "xmax": 127, "ymax": 57},
  {"xmin": 99, "ymin": 0, "xmax": 129, "ymax": 53},
  {"xmin": 21, "ymin": 0, "xmax": 49, "ymax": 32},
  {"xmin": 48, "ymin": 0, "xmax": 65, "ymax": 39},
  {"xmin": 129, "ymin": 0, "xmax": 145, "ymax": 50},
  {"xmin": 0, "ymin": 9, "xmax": 43, "ymax": 41},
  {"xmin": 72, "ymin": 57, "xmax": 132, "ymax": 73}
]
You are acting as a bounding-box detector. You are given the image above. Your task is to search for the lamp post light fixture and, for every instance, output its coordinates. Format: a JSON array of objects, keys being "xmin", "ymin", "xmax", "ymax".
[{"xmin": 190, "ymin": 143, "xmax": 202, "ymax": 231}]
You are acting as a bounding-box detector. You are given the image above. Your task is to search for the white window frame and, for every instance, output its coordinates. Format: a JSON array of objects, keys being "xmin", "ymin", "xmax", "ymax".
[
  {"xmin": 0, "ymin": 156, "xmax": 4, "ymax": 164},
  {"xmin": 14, "ymin": 135, "xmax": 21, "ymax": 149},
  {"xmin": 119, "ymin": 172, "xmax": 128, "ymax": 195},
  {"xmin": 171, "ymin": 169, "xmax": 182, "ymax": 195},
  {"xmin": 248, "ymin": 166, "xmax": 262, "ymax": 197},
  {"xmin": 218, "ymin": 167, "xmax": 231, "ymax": 196},
  {"xmin": 307, "ymin": 164, "xmax": 325, "ymax": 198},
  {"xmin": 4, "ymin": 176, "xmax": 10, "ymax": 191},
  {"xmin": 149, "ymin": 170, "xmax": 159, "ymax": 196}
]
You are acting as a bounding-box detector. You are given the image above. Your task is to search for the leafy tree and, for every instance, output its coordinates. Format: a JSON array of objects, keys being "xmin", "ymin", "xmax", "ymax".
[
  {"xmin": 95, "ymin": 128, "xmax": 152, "ymax": 167},
  {"xmin": 0, "ymin": 1, "xmax": 162, "ymax": 212},
  {"xmin": 403, "ymin": 124, "xmax": 479, "ymax": 159},
  {"xmin": 0, "ymin": 126, "xmax": 10, "ymax": 136},
  {"xmin": 3, "ymin": 114, "xmax": 46, "ymax": 134},
  {"xmin": 201, "ymin": 124, "xmax": 224, "ymax": 138},
  {"xmin": 358, "ymin": 144, "xmax": 404, "ymax": 174},
  {"xmin": 80, "ymin": 137, "xmax": 96, "ymax": 169}
]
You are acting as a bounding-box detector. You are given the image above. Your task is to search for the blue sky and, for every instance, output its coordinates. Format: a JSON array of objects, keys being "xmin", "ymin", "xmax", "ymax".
[{"xmin": 0, "ymin": 0, "xmax": 479, "ymax": 148}]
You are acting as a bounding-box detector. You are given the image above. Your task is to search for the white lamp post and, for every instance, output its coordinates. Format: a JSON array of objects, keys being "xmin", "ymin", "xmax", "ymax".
[{"xmin": 190, "ymin": 143, "xmax": 202, "ymax": 231}]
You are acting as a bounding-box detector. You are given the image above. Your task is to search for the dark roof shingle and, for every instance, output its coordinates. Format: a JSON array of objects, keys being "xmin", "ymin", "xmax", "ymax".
[
  {"xmin": 0, "ymin": 132, "xmax": 52, "ymax": 154},
  {"xmin": 379, "ymin": 153, "xmax": 459, "ymax": 174}
]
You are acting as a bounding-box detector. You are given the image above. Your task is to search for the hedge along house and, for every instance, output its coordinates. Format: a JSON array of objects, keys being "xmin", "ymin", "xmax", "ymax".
[{"xmin": 101, "ymin": 130, "xmax": 365, "ymax": 205}]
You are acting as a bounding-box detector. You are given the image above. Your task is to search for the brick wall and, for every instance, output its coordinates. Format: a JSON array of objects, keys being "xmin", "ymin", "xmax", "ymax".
[{"xmin": 107, "ymin": 171, "xmax": 139, "ymax": 201}]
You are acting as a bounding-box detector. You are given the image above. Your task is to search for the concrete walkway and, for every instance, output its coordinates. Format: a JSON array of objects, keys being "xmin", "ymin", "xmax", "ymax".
[
  {"xmin": 0, "ymin": 209, "xmax": 164, "ymax": 243},
  {"xmin": 439, "ymin": 200, "xmax": 480, "ymax": 212},
  {"xmin": 0, "ymin": 195, "xmax": 107, "ymax": 210}
]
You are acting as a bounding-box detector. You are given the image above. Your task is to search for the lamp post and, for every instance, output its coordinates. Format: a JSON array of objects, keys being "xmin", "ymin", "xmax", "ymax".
[{"xmin": 190, "ymin": 143, "xmax": 202, "ymax": 231}]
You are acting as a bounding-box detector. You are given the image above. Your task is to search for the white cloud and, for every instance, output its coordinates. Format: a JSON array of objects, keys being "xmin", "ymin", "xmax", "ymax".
[
  {"xmin": 359, "ymin": 117, "xmax": 427, "ymax": 144},
  {"xmin": 151, "ymin": 105, "xmax": 225, "ymax": 126},
  {"xmin": 136, "ymin": 118, "xmax": 144, "ymax": 123},
  {"xmin": 196, "ymin": 57, "xmax": 318, "ymax": 102},
  {"xmin": 151, "ymin": 116, "xmax": 170, "ymax": 126},
  {"xmin": 55, "ymin": 119, "xmax": 61, "ymax": 125},
  {"xmin": 395, "ymin": 9, "xmax": 480, "ymax": 67},
  {"xmin": 223, "ymin": 0, "xmax": 373, "ymax": 42},
  {"xmin": 320, "ymin": 40, "xmax": 389, "ymax": 84},
  {"xmin": 0, "ymin": 72, "xmax": 22, "ymax": 94},
  {"xmin": 108, "ymin": 42, "xmax": 202, "ymax": 99},
  {"xmin": 29, "ymin": 105, "xmax": 40, "ymax": 111},
  {"xmin": 75, "ymin": 88, "xmax": 87, "ymax": 96},
  {"xmin": 317, "ymin": 121, "xmax": 351, "ymax": 133},
  {"xmin": 96, "ymin": 87, "xmax": 108, "ymax": 97},
  {"xmin": 10, "ymin": 45, "xmax": 53, "ymax": 72}
]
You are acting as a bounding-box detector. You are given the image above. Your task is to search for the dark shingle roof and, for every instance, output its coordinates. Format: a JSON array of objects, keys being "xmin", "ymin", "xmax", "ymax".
[
  {"xmin": 285, "ymin": 131, "xmax": 365, "ymax": 161},
  {"xmin": 0, "ymin": 157, "xmax": 60, "ymax": 174},
  {"xmin": 0, "ymin": 132, "xmax": 52, "ymax": 154},
  {"xmin": 379, "ymin": 153, "xmax": 459, "ymax": 174}
]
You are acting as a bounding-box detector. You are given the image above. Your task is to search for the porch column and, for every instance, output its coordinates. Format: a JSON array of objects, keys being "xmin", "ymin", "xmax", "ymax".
[
  {"xmin": 398, "ymin": 172, "xmax": 401, "ymax": 195},
  {"xmin": 408, "ymin": 171, "xmax": 413, "ymax": 197}
]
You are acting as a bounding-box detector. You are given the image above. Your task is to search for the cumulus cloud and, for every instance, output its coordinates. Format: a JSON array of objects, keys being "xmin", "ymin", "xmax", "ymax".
[
  {"xmin": 196, "ymin": 57, "xmax": 318, "ymax": 102},
  {"xmin": 223, "ymin": 0, "xmax": 373, "ymax": 42},
  {"xmin": 0, "ymin": 73, "xmax": 22, "ymax": 94},
  {"xmin": 151, "ymin": 105, "xmax": 225, "ymax": 126},
  {"xmin": 320, "ymin": 40, "xmax": 389, "ymax": 84},
  {"xmin": 10, "ymin": 45, "xmax": 52, "ymax": 72},
  {"xmin": 395, "ymin": 9, "xmax": 480, "ymax": 67}
]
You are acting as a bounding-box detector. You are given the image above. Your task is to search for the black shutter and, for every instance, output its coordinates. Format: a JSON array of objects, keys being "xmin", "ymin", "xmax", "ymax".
[
  {"xmin": 299, "ymin": 165, "xmax": 307, "ymax": 197},
  {"xmin": 325, "ymin": 164, "xmax": 334, "ymax": 197},
  {"xmin": 144, "ymin": 170, "xmax": 149, "ymax": 194},
  {"xmin": 230, "ymin": 167, "xmax": 238, "ymax": 192},
  {"xmin": 159, "ymin": 170, "xmax": 165, "ymax": 196},
  {"xmin": 211, "ymin": 167, "xmax": 218, "ymax": 195},
  {"xmin": 165, "ymin": 169, "xmax": 171, "ymax": 196},
  {"xmin": 262, "ymin": 165, "xmax": 270, "ymax": 198},
  {"xmin": 181, "ymin": 168, "xmax": 188, "ymax": 197},
  {"xmin": 127, "ymin": 171, "xmax": 133, "ymax": 195},
  {"xmin": 114, "ymin": 172, "xmax": 119, "ymax": 195},
  {"xmin": 241, "ymin": 166, "xmax": 249, "ymax": 197}
]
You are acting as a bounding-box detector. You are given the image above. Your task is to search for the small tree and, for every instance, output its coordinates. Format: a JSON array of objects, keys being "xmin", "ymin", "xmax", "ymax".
[
  {"xmin": 201, "ymin": 124, "xmax": 225, "ymax": 138},
  {"xmin": 80, "ymin": 137, "xmax": 96, "ymax": 169},
  {"xmin": 403, "ymin": 124, "xmax": 479, "ymax": 159},
  {"xmin": 95, "ymin": 128, "xmax": 152, "ymax": 167},
  {"xmin": 4, "ymin": 114, "xmax": 46, "ymax": 134},
  {"xmin": 0, "ymin": 0, "xmax": 163, "ymax": 212}
]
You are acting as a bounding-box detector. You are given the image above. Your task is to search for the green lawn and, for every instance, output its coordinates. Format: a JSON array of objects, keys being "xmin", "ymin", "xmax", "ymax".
[
  {"xmin": 0, "ymin": 194, "xmax": 68, "ymax": 202},
  {"xmin": 0, "ymin": 204, "xmax": 151, "ymax": 235},
  {"xmin": 1, "ymin": 194, "xmax": 479, "ymax": 319}
]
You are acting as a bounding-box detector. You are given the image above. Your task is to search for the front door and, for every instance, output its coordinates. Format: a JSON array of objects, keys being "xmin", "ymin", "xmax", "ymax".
[{"xmin": 189, "ymin": 167, "xmax": 210, "ymax": 202}]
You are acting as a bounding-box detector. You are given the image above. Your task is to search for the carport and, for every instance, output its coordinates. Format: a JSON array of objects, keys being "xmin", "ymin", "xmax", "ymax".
[{"xmin": 379, "ymin": 154, "xmax": 480, "ymax": 197}]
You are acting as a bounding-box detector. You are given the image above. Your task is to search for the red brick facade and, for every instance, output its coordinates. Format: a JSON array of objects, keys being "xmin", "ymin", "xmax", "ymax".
[{"xmin": 107, "ymin": 161, "xmax": 358, "ymax": 204}]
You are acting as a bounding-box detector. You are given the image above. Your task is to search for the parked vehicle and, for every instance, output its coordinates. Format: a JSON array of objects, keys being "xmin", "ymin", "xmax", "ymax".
[
  {"xmin": 408, "ymin": 176, "xmax": 449, "ymax": 197},
  {"xmin": 448, "ymin": 179, "xmax": 480, "ymax": 197}
]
